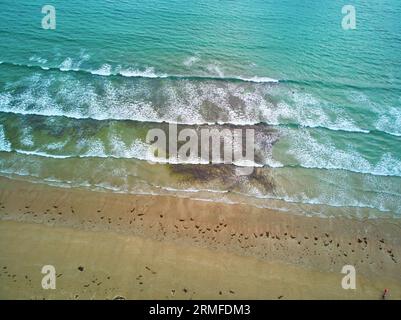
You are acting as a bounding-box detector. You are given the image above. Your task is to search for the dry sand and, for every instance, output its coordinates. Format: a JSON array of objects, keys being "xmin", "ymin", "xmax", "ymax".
[{"xmin": 0, "ymin": 176, "xmax": 400, "ymax": 299}]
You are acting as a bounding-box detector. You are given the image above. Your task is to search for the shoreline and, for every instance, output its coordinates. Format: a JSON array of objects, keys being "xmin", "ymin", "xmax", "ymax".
[{"xmin": 1, "ymin": 176, "xmax": 400, "ymax": 299}]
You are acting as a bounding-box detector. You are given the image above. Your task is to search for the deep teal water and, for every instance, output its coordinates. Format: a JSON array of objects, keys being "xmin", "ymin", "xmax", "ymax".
[{"xmin": 0, "ymin": 0, "xmax": 400, "ymax": 217}]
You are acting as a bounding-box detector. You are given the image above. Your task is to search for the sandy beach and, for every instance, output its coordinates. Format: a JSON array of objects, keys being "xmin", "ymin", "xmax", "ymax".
[{"xmin": 0, "ymin": 176, "xmax": 400, "ymax": 299}]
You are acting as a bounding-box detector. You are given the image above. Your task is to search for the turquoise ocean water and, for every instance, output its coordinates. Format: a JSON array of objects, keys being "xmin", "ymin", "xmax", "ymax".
[{"xmin": 0, "ymin": 0, "xmax": 400, "ymax": 217}]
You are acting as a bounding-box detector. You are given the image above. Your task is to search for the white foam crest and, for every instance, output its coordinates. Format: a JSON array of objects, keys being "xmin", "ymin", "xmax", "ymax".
[
  {"xmin": 350, "ymin": 91, "xmax": 401, "ymax": 136},
  {"xmin": 0, "ymin": 92, "xmax": 12, "ymax": 109},
  {"xmin": 14, "ymin": 149, "xmax": 70, "ymax": 159},
  {"xmin": 0, "ymin": 125, "xmax": 11, "ymax": 152},
  {"xmin": 285, "ymin": 128, "xmax": 401, "ymax": 177},
  {"xmin": 118, "ymin": 67, "xmax": 167, "ymax": 78},
  {"xmin": 47, "ymin": 140, "xmax": 68, "ymax": 151},
  {"xmin": 29, "ymin": 55, "xmax": 48, "ymax": 65},
  {"xmin": 0, "ymin": 71, "xmax": 397, "ymax": 138},
  {"xmin": 237, "ymin": 76, "xmax": 279, "ymax": 83},
  {"xmin": 58, "ymin": 52, "xmax": 90, "ymax": 72},
  {"xmin": 158, "ymin": 186, "xmax": 228, "ymax": 194},
  {"xmin": 375, "ymin": 106, "xmax": 401, "ymax": 137},
  {"xmin": 0, "ymin": 78, "xmax": 374, "ymax": 136},
  {"xmin": 20, "ymin": 127, "xmax": 34, "ymax": 147},
  {"xmin": 59, "ymin": 57, "xmax": 75, "ymax": 71},
  {"xmin": 2, "ymin": 131, "xmax": 270, "ymax": 168},
  {"xmin": 373, "ymin": 153, "xmax": 401, "ymax": 177},
  {"xmin": 108, "ymin": 133, "xmax": 149, "ymax": 160},
  {"xmin": 241, "ymin": 187, "xmax": 394, "ymax": 214},
  {"xmin": 1, "ymin": 58, "xmax": 281, "ymax": 84},
  {"xmin": 274, "ymin": 91, "xmax": 366, "ymax": 133},
  {"xmin": 90, "ymin": 64, "xmax": 112, "ymax": 76},
  {"xmin": 78, "ymin": 138, "xmax": 107, "ymax": 158}
]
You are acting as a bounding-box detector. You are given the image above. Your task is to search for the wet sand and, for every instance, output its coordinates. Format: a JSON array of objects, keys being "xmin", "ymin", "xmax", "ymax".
[{"xmin": 0, "ymin": 176, "xmax": 400, "ymax": 299}]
